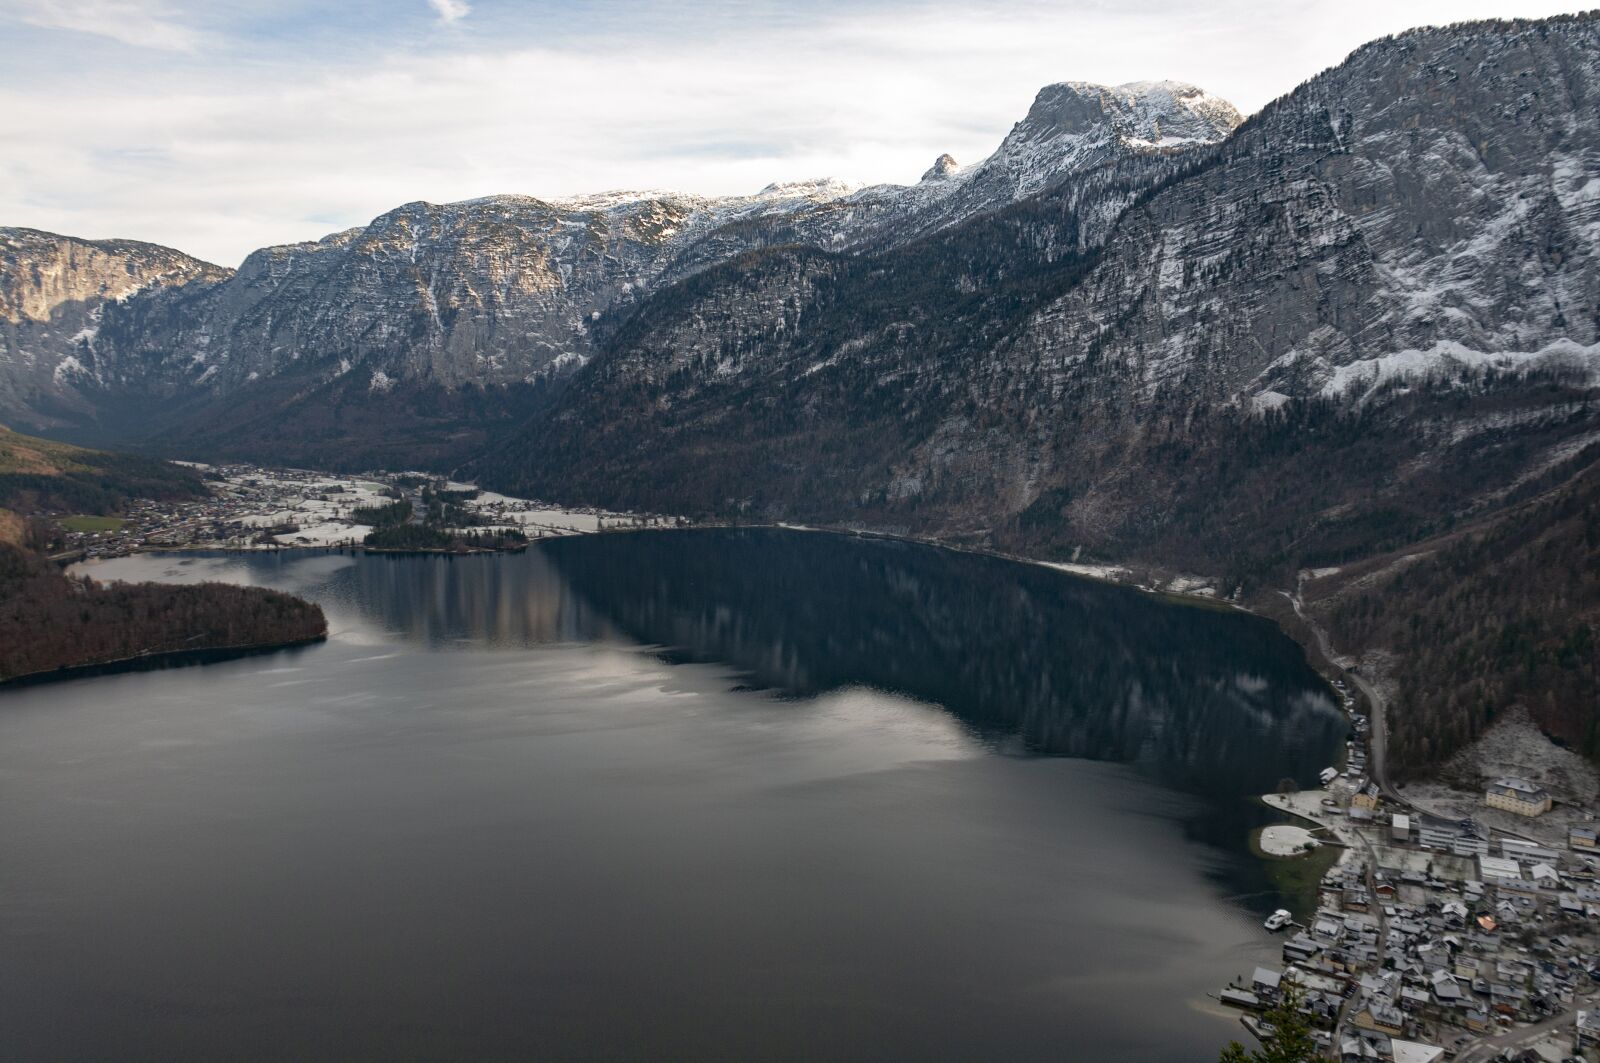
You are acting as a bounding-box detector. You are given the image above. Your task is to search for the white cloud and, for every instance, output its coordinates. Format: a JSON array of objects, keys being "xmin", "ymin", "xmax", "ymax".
[
  {"xmin": 2, "ymin": 0, "xmax": 205, "ymax": 51},
  {"xmin": 427, "ymin": 0, "xmax": 470, "ymax": 23},
  {"xmin": 0, "ymin": 0, "xmax": 1590, "ymax": 265}
]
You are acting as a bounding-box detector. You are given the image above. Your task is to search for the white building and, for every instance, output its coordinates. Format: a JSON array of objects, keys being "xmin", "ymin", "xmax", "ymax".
[
  {"xmin": 1485, "ymin": 778, "xmax": 1552, "ymax": 817},
  {"xmin": 1478, "ymin": 854, "xmax": 1524, "ymax": 882}
]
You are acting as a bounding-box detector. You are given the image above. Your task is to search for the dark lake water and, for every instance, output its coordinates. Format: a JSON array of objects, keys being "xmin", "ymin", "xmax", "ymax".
[{"xmin": 1, "ymin": 529, "xmax": 1346, "ymax": 1061}]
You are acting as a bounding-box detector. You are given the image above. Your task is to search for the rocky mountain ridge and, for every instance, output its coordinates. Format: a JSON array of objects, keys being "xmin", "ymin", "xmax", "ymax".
[
  {"xmin": 0, "ymin": 79, "xmax": 1240, "ymax": 455},
  {"xmin": 0, "ymin": 229, "xmax": 228, "ymax": 430}
]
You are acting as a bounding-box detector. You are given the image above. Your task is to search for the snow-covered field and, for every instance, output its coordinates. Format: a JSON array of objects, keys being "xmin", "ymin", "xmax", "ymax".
[
  {"xmin": 137, "ymin": 464, "xmax": 674, "ymax": 552},
  {"xmin": 1259, "ymin": 824, "xmax": 1318, "ymax": 856},
  {"xmin": 273, "ymin": 520, "xmax": 374, "ymax": 548}
]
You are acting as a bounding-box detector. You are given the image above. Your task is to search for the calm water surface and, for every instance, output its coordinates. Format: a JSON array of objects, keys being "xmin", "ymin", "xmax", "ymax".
[{"xmin": 0, "ymin": 529, "xmax": 1345, "ymax": 1061}]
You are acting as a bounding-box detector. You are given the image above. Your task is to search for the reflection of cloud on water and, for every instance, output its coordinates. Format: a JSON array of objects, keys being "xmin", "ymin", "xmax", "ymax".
[{"xmin": 1233, "ymin": 673, "xmax": 1269, "ymax": 695}]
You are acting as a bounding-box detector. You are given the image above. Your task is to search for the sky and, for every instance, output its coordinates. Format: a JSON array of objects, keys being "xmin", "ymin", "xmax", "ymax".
[{"xmin": 0, "ymin": 0, "xmax": 1587, "ymax": 266}]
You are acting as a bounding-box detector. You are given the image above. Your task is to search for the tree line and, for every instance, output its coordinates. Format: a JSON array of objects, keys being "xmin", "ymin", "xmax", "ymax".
[{"xmin": 0, "ymin": 543, "xmax": 326, "ymax": 683}]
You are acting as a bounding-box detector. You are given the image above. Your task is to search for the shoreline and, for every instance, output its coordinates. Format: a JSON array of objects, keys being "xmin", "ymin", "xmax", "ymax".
[
  {"xmin": 0, "ymin": 632, "xmax": 328, "ymax": 690},
  {"xmin": 96, "ymin": 517, "xmax": 1339, "ymax": 679}
]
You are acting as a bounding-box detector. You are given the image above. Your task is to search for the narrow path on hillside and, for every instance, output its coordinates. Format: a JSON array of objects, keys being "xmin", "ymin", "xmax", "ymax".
[{"xmin": 1279, "ymin": 584, "xmax": 1397, "ymax": 804}]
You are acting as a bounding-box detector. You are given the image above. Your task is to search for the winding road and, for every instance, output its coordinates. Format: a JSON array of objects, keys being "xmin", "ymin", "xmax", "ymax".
[{"xmin": 1279, "ymin": 586, "xmax": 1397, "ymax": 802}]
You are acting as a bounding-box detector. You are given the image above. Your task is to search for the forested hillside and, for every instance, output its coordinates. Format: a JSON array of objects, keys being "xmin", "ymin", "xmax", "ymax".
[
  {"xmin": 0, "ymin": 544, "xmax": 326, "ymax": 683},
  {"xmin": 0, "ymin": 425, "xmax": 205, "ymax": 514},
  {"xmin": 0, "ymin": 427, "xmax": 326, "ymax": 686},
  {"xmin": 1314, "ymin": 445, "xmax": 1600, "ymax": 766}
]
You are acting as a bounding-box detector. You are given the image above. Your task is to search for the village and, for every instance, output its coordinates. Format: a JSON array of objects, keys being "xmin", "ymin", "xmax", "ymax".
[
  {"xmin": 55, "ymin": 462, "xmax": 678, "ymax": 558},
  {"xmin": 1226, "ymin": 675, "xmax": 1600, "ymax": 1063}
]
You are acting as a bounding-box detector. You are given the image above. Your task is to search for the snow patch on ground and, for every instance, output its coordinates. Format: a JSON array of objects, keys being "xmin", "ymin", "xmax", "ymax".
[
  {"xmin": 274, "ymin": 521, "xmax": 372, "ymax": 547},
  {"xmin": 1251, "ymin": 389, "xmax": 1292, "ymax": 411},
  {"xmin": 1041, "ymin": 560, "xmax": 1130, "ymax": 582},
  {"xmin": 51, "ymin": 354, "xmax": 87, "ymax": 383},
  {"xmin": 1321, "ymin": 339, "xmax": 1600, "ymax": 400},
  {"xmin": 1260, "ymin": 824, "xmax": 1318, "ymax": 856},
  {"xmin": 1401, "ymin": 707, "xmax": 1600, "ymax": 847}
]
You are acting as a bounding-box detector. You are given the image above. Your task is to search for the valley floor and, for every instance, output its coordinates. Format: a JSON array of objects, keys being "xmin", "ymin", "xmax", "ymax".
[{"xmin": 68, "ymin": 463, "xmax": 679, "ymax": 558}]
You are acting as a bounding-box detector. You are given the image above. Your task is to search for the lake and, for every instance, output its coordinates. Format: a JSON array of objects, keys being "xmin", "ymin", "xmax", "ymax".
[{"xmin": 0, "ymin": 528, "xmax": 1346, "ymax": 1061}]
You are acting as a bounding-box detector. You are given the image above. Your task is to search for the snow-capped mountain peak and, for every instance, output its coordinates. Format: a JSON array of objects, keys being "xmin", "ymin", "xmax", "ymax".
[
  {"xmin": 920, "ymin": 154, "xmax": 962, "ymax": 182},
  {"xmin": 972, "ymin": 79, "xmax": 1244, "ymax": 200},
  {"xmin": 0, "ymin": 73, "xmax": 1244, "ymax": 436}
]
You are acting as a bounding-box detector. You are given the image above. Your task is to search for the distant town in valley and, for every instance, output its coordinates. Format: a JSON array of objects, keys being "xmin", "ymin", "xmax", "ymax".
[{"xmin": 46, "ymin": 463, "xmax": 681, "ymax": 560}]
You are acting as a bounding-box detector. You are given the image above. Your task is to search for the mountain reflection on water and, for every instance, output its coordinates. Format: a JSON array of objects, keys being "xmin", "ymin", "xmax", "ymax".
[{"xmin": 335, "ymin": 528, "xmax": 1345, "ymax": 798}]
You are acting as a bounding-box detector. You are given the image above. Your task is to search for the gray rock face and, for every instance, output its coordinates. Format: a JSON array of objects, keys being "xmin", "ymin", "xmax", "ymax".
[
  {"xmin": 0, "ymin": 228, "xmax": 227, "ymax": 429},
  {"xmin": 90, "ymin": 193, "xmax": 717, "ymax": 395},
  {"xmin": 962, "ymin": 80, "xmax": 1242, "ymax": 198},
  {"xmin": 0, "ymin": 228, "xmax": 226, "ymax": 326},
  {"xmin": 825, "ymin": 80, "xmax": 1243, "ymax": 249},
  {"xmin": 999, "ymin": 18, "xmax": 1600, "ymax": 409},
  {"xmin": 920, "ymin": 154, "xmax": 961, "ymax": 182}
]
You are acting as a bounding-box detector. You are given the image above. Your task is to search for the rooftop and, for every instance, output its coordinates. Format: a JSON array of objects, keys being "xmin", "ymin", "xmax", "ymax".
[{"xmin": 1489, "ymin": 778, "xmax": 1549, "ymax": 797}]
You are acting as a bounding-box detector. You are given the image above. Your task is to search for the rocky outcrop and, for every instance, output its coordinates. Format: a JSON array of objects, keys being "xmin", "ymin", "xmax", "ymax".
[
  {"xmin": 0, "ymin": 228, "xmax": 227, "ymax": 326},
  {"xmin": 0, "ymin": 229, "xmax": 227, "ymax": 430}
]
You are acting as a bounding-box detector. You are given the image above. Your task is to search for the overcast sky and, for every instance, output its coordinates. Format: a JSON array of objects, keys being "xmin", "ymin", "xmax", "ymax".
[{"xmin": 0, "ymin": 0, "xmax": 1585, "ymax": 265}]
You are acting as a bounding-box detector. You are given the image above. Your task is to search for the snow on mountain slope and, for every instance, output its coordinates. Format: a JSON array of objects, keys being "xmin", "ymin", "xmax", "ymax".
[
  {"xmin": 0, "ymin": 229, "xmax": 229, "ymax": 428},
  {"xmin": 0, "ymin": 76, "xmax": 1239, "ymax": 449},
  {"xmin": 483, "ymin": 12, "xmax": 1600, "ymax": 538},
  {"xmin": 958, "ymin": 15, "xmax": 1597, "ymax": 420}
]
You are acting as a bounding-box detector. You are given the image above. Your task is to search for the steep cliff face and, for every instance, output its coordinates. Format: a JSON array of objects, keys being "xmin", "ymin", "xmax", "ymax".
[
  {"xmin": 1000, "ymin": 16, "xmax": 1600, "ymax": 406},
  {"xmin": 0, "ymin": 229, "xmax": 227, "ymax": 325},
  {"xmin": 934, "ymin": 12, "xmax": 1600, "ymax": 536},
  {"xmin": 0, "ymin": 229, "xmax": 228, "ymax": 430}
]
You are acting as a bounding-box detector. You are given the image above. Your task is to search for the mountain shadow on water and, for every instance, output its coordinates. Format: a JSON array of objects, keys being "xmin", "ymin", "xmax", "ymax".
[{"xmin": 534, "ymin": 529, "xmax": 1347, "ymax": 799}]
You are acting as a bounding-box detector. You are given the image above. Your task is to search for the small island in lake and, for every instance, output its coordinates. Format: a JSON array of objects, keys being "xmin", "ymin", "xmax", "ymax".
[{"xmin": 356, "ymin": 488, "xmax": 532, "ymax": 554}]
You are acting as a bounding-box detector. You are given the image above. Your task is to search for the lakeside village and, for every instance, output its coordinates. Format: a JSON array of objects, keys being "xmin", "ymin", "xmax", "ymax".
[
  {"xmin": 54, "ymin": 463, "xmax": 681, "ymax": 558},
  {"xmin": 1226, "ymin": 679, "xmax": 1600, "ymax": 1063}
]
